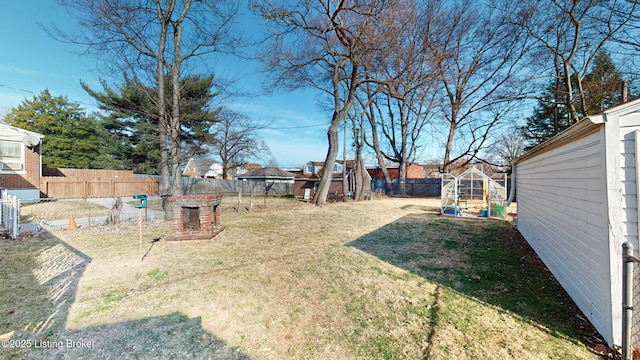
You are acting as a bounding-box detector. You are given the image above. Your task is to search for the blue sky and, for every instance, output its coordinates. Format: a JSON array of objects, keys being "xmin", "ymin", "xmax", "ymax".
[{"xmin": 0, "ymin": 1, "xmax": 331, "ymax": 168}]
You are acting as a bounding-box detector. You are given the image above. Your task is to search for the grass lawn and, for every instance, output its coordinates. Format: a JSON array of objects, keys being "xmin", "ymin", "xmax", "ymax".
[{"xmin": 0, "ymin": 197, "xmax": 605, "ymax": 359}]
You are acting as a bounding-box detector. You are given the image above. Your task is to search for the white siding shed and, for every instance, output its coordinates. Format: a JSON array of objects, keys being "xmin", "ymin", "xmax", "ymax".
[{"xmin": 514, "ymin": 98, "xmax": 640, "ymax": 347}]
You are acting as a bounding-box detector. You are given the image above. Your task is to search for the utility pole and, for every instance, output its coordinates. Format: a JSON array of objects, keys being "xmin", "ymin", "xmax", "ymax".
[{"xmin": 342, "ymin": 119, "xmax": 347, "ymax": 196}]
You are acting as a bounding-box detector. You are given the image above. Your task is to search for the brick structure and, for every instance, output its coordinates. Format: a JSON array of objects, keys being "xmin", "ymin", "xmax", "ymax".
[
  {"xmin": 366, "ymin": 163, "xmax": 426, "ymax": 179},
  {"xmin": 165, "ymin": 194, "xmax": 224, "ymax": 241},
  {"xmin": 0, "ymin": 144, "xmax": 41, "ymax": 189}
]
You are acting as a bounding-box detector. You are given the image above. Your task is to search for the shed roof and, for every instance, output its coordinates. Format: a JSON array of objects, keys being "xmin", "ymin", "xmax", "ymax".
[{"xmin": 515, "ymin": 97, "xmax": 640, "ymax": 164}]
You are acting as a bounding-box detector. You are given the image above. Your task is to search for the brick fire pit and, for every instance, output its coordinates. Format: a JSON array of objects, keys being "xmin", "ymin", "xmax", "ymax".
[{"xmin": 165, "ymin": 194, "xmax": 225, "ymax": 241}]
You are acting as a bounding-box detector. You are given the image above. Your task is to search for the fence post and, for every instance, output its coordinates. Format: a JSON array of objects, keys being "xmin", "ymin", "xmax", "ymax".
[
  {"xmin": 623, "ymin": 241, "xmax": 634, "ymax": 360},
  {"xmin": 237, "ymin": 180, "xmax": 242, "ymax": 213}
]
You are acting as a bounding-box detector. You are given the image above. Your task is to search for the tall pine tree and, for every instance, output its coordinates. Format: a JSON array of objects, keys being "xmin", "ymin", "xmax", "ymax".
[
  {"xmin": 4, "ymin": 90, "xmax": 118, "ymax": 169},
  {"xmin": 580, "ymin": 52, "xmax": 625, "ymax": 115},
  {"xmin": 82, "ymin": 75, "xmax": 220, "ymax": 174},
  {"xmin": 522, "ymin": 51, "xmax": 629, "ymax": 150}
]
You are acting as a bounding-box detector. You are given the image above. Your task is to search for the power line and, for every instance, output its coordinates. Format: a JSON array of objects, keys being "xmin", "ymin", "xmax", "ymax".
[
  {"xmin": 264, "ymin": 122, "xmax": 327, "ymax": 130},
  {"xmin": 0, "ymin": 82, "xmax": 326, "ymax": 130},
  {"xmin": 0, "ymin": 82, "xmax": 97, "ymax": 108},
  {"xmin": 0, "ymin": 83, "xmax": 35, "ymax": 94}
]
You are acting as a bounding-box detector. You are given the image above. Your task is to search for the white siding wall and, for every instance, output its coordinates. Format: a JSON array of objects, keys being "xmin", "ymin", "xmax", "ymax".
[
  {"xmin": 620, "ymin": 114, "xmax": 640, "ymax": 250},
  {"xmin": 607, "ymin": 112, "xmax": 640, "ymax": 347},
  {"xmin": 517, "ymin": 129, "xmax": 612, "ymax": 342}
]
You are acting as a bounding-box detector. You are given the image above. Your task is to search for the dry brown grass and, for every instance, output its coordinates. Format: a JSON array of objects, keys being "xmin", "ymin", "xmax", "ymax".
[{"xmin": 1, "ymin": 196, "xmax": 602, "ymax": 359}]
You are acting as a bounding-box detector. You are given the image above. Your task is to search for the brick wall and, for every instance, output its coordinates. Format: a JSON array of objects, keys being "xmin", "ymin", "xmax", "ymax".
[
  {"xmin": 166, "ymin": 194, "xmax": 224, "ymax": 241},
  {"xmin": 367, "ymin": 164, "xmax": 425, "ymax": 179},
  {"xmin": 294, "ymin": 180, "xmax": 315, "ymax": 198},
  {"xmin": 406, "ymin": 164, "xmax": 424, "ymax": 178},
  {"xmin": 0, "ymin": 144, "xmax": 40, "ymax": 190}
]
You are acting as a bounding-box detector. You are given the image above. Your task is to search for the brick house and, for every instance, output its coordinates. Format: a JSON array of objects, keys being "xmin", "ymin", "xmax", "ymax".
[
  {"xmin": 0, "ymin": 123, "xmax": 43, "ymax": 199},
  {"xmin": 366, "ymin": 163, "xmax": 426, "ymax": 179}
]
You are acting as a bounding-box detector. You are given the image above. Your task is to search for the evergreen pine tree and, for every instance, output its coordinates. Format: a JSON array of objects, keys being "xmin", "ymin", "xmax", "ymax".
[
  {"xmin": 5, "ymin": 90, "xmax": 119, "ymax": 169},
  {"xmin": 523, "ymin": 50, "xmax": 629, "ymax": 150},
  {"xmin": 82, "ymin": 75, "xmax": 219, "ymax": 174}
]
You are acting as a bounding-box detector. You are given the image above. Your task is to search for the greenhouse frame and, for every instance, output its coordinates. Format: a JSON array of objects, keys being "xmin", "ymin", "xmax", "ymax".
[{"xmin": 441, "ymin": 166, "xmax": 507, "ymax": 219}]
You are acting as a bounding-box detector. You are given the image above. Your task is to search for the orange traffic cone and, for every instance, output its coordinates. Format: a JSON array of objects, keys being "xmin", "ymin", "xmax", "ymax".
[{"xmin": 68, "ymin": 215, "xmax": 78, "ymax": 230}]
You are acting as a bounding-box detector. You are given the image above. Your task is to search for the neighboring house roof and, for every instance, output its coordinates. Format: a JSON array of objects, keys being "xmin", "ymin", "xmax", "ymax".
[
  {"xmin": 244, "ymin": 163, "xmax": 263, "ymax": 172},
  {"xmin": 183, "ymin": 157, "xmax": 222, "ymax": 177},
  {"xmin": 0, "ymin": 123, "xmax": 43, "ymax": 144},
  {"xmin": 291, "ymin": 160, "xmax": 367, "ymax": 181},
  {"xmin": 192, "ymin": 158, "xmax": 216, "ymax": 173},
  {"xmin": 309, "ymin": 160, "xmax": 355, "ymax": 167},
  {"xmin": 236, "ymin": 167, "xmax": 296, "ymax": 180}
]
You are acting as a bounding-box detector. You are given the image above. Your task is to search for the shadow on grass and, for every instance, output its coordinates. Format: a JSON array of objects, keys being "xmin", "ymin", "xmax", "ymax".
[
  {"xmin": 346, "ymin": 208, "xmax": 600, "ymax": 357},
  {"xmin": 0, "ymin": 233, "xmax": 248, "ymax": 359}
]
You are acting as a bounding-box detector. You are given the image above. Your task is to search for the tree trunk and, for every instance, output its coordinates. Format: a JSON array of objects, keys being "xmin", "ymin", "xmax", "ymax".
[
  {"xmin": 314, "ymin": 55, "xmax": 359, "ymax": 205},
  {"xmin": 354, "ymin": 156, "xmax": 366, "ymax": 201},
  {"xmin": 563, "ymin": 62, "xmax": 581, "ymax": 124},
  {"xmin": 155, "ymin": 1, "xmax": 172, "ymax": 221},
  {"xmin": 366, "ymin": 99, "xmax": 394, "ymax": 195},
  {"xmin": 354, "ymin": 116, "xmax": 367, "ymax": 201},
  {"xmin": 399, "ymin": 160, "xmax": 407, "ymax": 196},
  {"xmin": 314, "ymin": 111, "xmax": 341, "ymax": 206},
  {"xmin": 168, "ymin": 0, "xmax": 191, "ymax": 197},
  {"xmin": 442, "ymin": 114, "xmax": 458, "ymax": 174},
  {"xmin": 399, "ymin": 110, "xmax": 409, "ymax": 196}
]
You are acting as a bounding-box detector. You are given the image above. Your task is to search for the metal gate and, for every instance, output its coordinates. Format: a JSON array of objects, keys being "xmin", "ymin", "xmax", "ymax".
[
  {"xmin": 622, "ymin": 242, "xmax": 640, "ymax": 359},
  {"xmin": 0, "ymin": 191, "xmax": 19, "ymax": 239}
]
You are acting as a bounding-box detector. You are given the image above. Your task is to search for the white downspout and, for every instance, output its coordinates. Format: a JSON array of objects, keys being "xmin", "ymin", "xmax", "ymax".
[
  {"xmin": 506, "ymin": 164, "xmax": 516, "ymax": 207},
  {"xmin": 635, "ymin": 130, "xmax": 640, "ymax": 250}
]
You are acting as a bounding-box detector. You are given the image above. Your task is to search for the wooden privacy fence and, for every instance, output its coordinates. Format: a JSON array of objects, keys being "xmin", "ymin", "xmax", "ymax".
[
  {"xmin": 40, "ymin": 177, "xmax": 159, "ymax": 198},
  {"xmin": 43, "ymin": 168, "xmax": 136, "ymax": 178}
]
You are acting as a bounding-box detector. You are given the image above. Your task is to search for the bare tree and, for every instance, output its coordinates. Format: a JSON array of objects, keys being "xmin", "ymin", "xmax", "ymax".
[
  {"xmin": 346, "ymin": 96, "xmax": 369, "ymax": 201},
  {"xmin": 253, "ymin": 0, "xmax": 391, "ymax": 205},
  {"xmin": 422, "ymin": 0, "xmax": 530, "ymax": 174},
  {"xmin": 488, "ymin": 126, "xmax": 526, "ymax": 172},
  {"xmin": 355, "ymin": 82, "xmax": 394, "ymax": 195},
  {"xmin": 509, "ymin": 0, "xmax": 637, "ymax": 124},
  {"xmin": 357, "ymin": 0, "xmax": 437, "ymax": 195},
  {"xmin": 213, "ymin": 109, "xmax": 271, "ymax": 179},
  {"xmin": 57, "ymin": 0, "xmax": 239, "ymax": 216}
]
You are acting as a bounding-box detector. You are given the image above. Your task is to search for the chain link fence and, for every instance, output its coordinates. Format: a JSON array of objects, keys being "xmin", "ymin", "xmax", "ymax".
[
  {"xmin": 12, "ymin": 178, "xmax": 295, "ymax": 236},
  {"xmin": 16, "ymin": 196, "xmax": 166, "ymax": 235},
  {"xmin": 622, "ymin": 242, "xmax": 640, "ymax": 360},
  {"xmin": 370, "ymin": 178, "xmax": 441, "ymax": 197},
  {"xmin": 0, "ymin": 192, "xmax": 19, "ymax": 239},
  {"xmin": 182, "ymin": 178, "xmax": 293, "ymax": 196}
]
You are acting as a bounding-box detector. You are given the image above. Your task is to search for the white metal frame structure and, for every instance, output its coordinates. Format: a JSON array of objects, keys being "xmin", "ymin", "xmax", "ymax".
[{"xmin": 440, "ymin": 167, "xmax": 507, "ymax": 219}]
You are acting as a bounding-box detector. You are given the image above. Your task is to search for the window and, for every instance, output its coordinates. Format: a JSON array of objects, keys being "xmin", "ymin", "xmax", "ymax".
[
  {"xmin": 0, "ymin": 141, "xmax": 24, "ymax": 171},
  {"xmin": 303, "ymin": 164, "xmax": 313, "ymax": 175}
]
